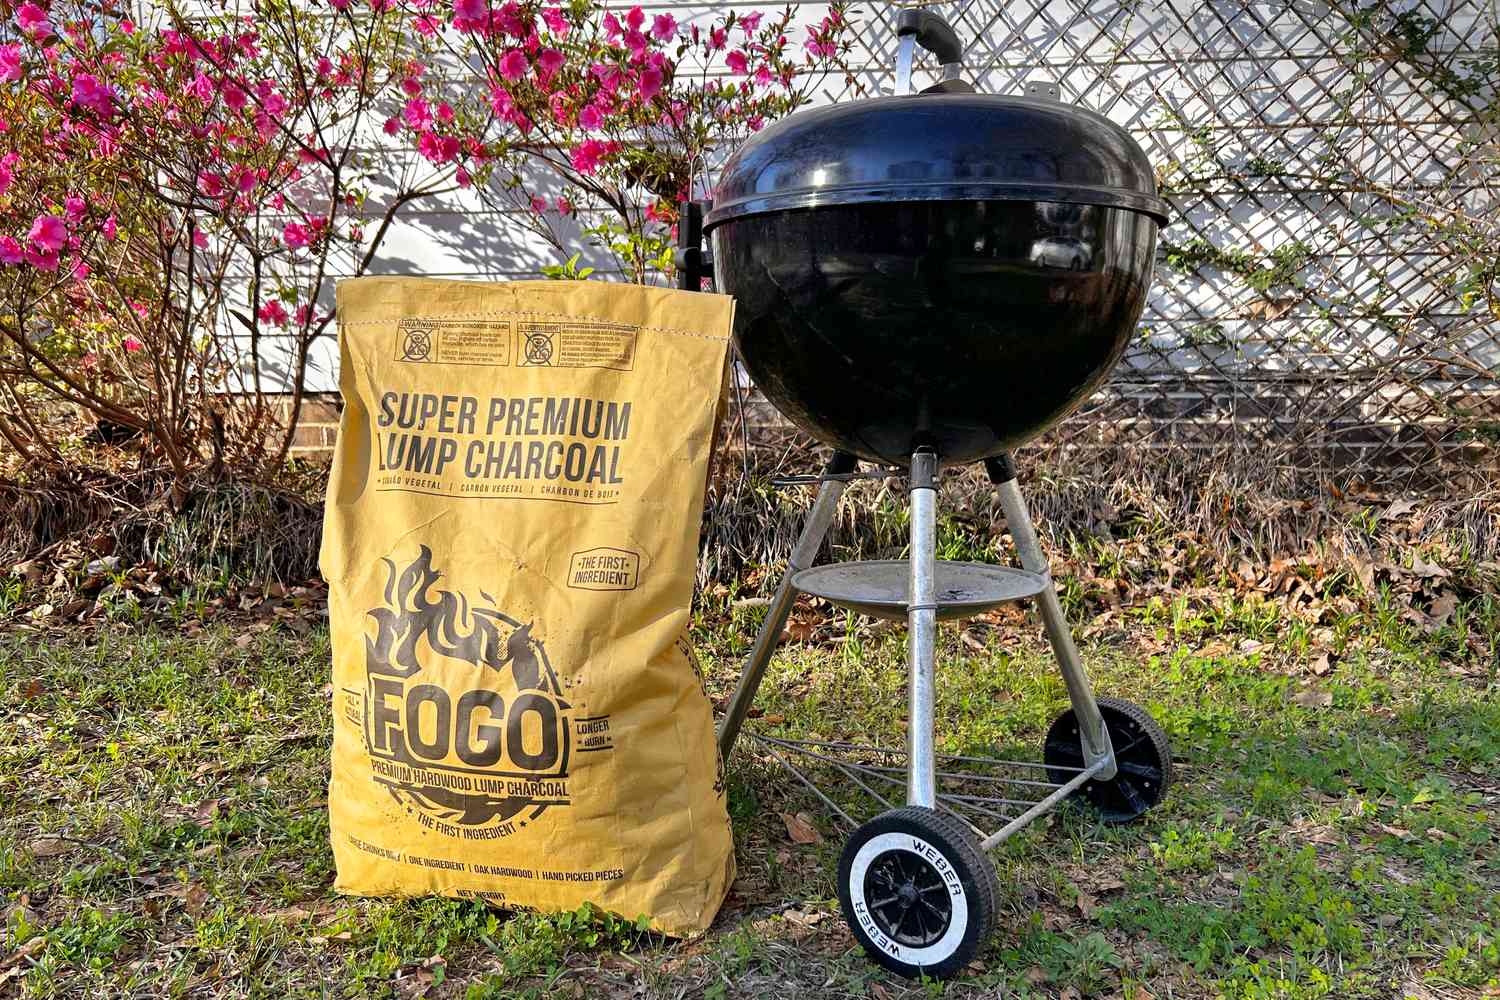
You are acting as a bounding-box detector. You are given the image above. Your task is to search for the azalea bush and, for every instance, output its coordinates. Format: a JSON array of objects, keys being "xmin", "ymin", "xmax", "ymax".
[
  {"xmin": 0, "ymin": 0, "xmax": 855, "ymax": 498},
  {"xmin": 390, "ymin": 0, "xmax": 857, "ymax": 282},
  {"xmin": 0, "ymin": 0, "xmax": 448, "ymax": 488}
]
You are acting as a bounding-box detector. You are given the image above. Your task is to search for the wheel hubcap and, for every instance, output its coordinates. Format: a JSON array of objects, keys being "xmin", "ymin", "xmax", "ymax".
[
  {"xmin": 1044, "ymin": 707, "xmax": 1166, "ymax": 822},
  {"xmin": 863, "ymin": 849, "xmax": 952, "ymax": 947}
]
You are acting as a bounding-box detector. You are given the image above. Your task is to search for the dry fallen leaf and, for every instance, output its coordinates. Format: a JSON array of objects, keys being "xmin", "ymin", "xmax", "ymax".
[
  {"xmin": 1379, "ymin": 823, "xmax": 1413, "ymax": 841},
  {"xmin": 781, "ymin": 619, "xmax": 818, "ymax": 643},
  {"xmin": 184, "ymin": 883, "xmax": 210, "ymax": 920},
  {"xmin": 28, "ymin": 837, "xmax": 71, "ymax": 858},
  {"xmin": 1075, "ymin": 889, "xmax": 1098, "ymax": 919},
  {"xmin": 1382, "ymin": 498, "xmax": 1418, "ymax": 519},
  {"xmin": 1291, "ymin": 687, "xmax": 1332, "ymax": 708},
  {"xmin": 1409, "ymin": 556, "xmax": 1449, "ymax": 579},
  {"xmin": 1429, "ymin": 591, "xmax": 1458, "ymax": 626},
  {"xmin": 0, "ymin": 935, "xmax": 44, "ymax": 969},
  {"xmin": 780, "ymin": 811, "xmax": 823, "ymax": 845},
  {"xmin": 782, "ymin": 907, "xmax": 826, "ymax": 927},
  {"xmin": 1309, "ymin": 652, "xmax": 1334, "ymax": 676},
  {"xmin": 1024, "ymin": 965, "xmax": 1049, "ymax": 985}
]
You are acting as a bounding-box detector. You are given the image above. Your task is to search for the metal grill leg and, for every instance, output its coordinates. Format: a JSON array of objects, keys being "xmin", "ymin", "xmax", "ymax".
[
  {"xmin": 906, "ymin": 449, "xmax": 940, "ymax": 808},
  {"xmin": 717, "ymin": 454, "xmax": 855, "ymax": 759},
  {"xmin": 988, "ymin": 455, "xmax": 1117, "ymax": 780}
]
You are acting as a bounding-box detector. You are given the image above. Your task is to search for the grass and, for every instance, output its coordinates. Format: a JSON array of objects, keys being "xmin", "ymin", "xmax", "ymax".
[{"xmin": 2, "ymin": 539, "xmax": 1498, "ymax": 998}]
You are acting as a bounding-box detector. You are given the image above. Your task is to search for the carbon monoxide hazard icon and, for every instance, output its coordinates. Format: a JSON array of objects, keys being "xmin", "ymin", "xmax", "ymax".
[
  {"xmin": 400, "ymin": 329, "xmax": 433, "ymax": 362},
  {"xmin": 521, "ymin": 332, "xmax": 555, "ymax": 366}
]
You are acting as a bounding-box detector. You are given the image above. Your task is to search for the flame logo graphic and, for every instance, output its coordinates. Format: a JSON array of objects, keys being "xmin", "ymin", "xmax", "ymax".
[{"xmin": 366, "ymin": 545, "xmax": 558, "ymax": 695}]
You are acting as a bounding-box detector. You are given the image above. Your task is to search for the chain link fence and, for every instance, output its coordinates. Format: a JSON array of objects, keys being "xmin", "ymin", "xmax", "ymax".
[{"xmin": 748, "ymin": 1, "xmax": 1499, "ymax": 486}]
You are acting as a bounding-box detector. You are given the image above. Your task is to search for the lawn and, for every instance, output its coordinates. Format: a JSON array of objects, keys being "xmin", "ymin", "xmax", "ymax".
[{"xmin": 2, "ymin": 531, "xmax": 1498, "ymax": 999}]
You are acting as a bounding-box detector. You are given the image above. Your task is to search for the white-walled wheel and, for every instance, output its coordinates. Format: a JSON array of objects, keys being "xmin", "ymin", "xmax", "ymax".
[{"xmin": 837, "ymin": 806, "xmax": 999, "ymax": 980}]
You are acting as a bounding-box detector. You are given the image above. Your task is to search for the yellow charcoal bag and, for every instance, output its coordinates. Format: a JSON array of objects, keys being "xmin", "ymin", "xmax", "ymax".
[{"xmin": 321, "ymin": 277, "xmax": 735, "ymax": 936}]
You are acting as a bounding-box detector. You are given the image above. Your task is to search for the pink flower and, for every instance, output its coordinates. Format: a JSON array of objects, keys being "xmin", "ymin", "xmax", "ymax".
[
  {"xmin": 755, "ymin": 64, "xmax": 773, "ymax": 86},
  {"xmin": 23, "ymin": 245, "xmax": 57, "ymax": 271},
  {"xmin": 456, "ymin": 165, "xmax": 472, "ymax": 187},
  {"xmin": 16, "ymin": 3, "xmax": 51, "ymax": 39},
  {"xmin": 64, "ymin": 196, "xmax": 85, "ymax": 221},
  {"xmin": 591, "ymin": 62, "xmax": 623, "ymax": 96},
  {"xmin": 529, "ymin": 195, "xmax": 546, "ymax": 213},
  {"xmin": 453, "ymin": 0, "xmax": 486, "ymax": 24},
  {"xmin": 710, "ymin": 27, "xmax": 727, "ymax": 50},
  {"xmin": 282, "ymin": 222, "xmax": 311, "ymax": 249},
  {"xmin": 123, "ymin": 336, "xmax": 143, "ymax": 352},
  {"xmin": 602, "ymin": 13, "xmax": 621, "ymax": 41},
  {"xmin": 0, "ymin": 237, "xmax": 22, "ymax": 265},
  {"xmin": 651, "ymin": 13, "xmax": 676, "ymax": 40},
  {"xmin": 569, "ymin": 138, "xmax": 607, "ymax": 174},
  {"xmin": 231, "ymin": 167, "xmax": 256, "ymax": 194},
  {"xmin": 0, "ymin": 162, "xmax": 11, "ymax": 199},
  {"xmin": 258, "ymin": 300, "xmax": 289, "ymax": 326},
  {"xmin": 261, "ymin": 87, "xmax": 288, "ymax": 118},
  {"xmin": 535, "ymin": 47, "xmax": 564, "ymax": 82},
  {"xmin": 494, "ymin": 2, "xmax": 526, "ymax": 36},
  {"xmin": 740, "ymin": 11, "xmax": 763, "ymax": 33},
  {"xmin": 223, "ymin": 82, "xmax": 247, "ymax": 111},
  {"xmin": 401, "ymin": 77, "xmax": 422, "ymax": 97},
  {"xmin": 497, "ymin": 48, "xmax": 528, "ymax": 81},
  {"xmin": 414, "ymin": 14, "xmax": 441, "ymax": 35},
  {"xmin": 556, "ymin": 196, "xmax": 572, "ymax": 215},
  {"xmin": 29, "ymin": 215, "xmax": 67, "ymax": 252},
  {"xmin": 577, "ymin": 104, "xmax": 603, "ymax": 130},
  {"xmin": 186, "ymin": 71, "xmax": 216, "ymax": 104},
  {"xmin": 726, "ymin": 50, "xmax": 748, "ymax": 74},
  {"xmin": 328, "ymin": 0, "xmax": 351, "ymax": 9},
  {"xmin": 417, "ymin": 130, "xmax": 443, "ymax": 162},
  {"xmin": 383, "ymin": 116, "xmax": 401, "ymax": 136},
  {"xmin": 0, "ymin": 44, "xmax": 21, "ymax": 83},
  {"xmin": 541, "ymin": 5, "xmax": 567, "ymax": 35},
  {"xmin": 102, "ymin": 215, "xmax": 117, "ymax": 240},
  {"xmin": 436, "ymin": 102, "xmax": 454, "ymax": 124},
  {"xmin": 402, "ymin": 97, "xmax": 431, "ymax": 129},
  {"xmin": 624, "ymin": 6, "xmax": 644, "ymax": 31},
  {"xmin": 638, "ymin": 67, "xmax": 662, "ymax": 102}
]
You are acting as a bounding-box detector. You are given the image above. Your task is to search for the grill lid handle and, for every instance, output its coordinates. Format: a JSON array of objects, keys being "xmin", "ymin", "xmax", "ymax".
[{"xmin": 896, "ymin": 9, "xmax": 963, "ymax": 68}]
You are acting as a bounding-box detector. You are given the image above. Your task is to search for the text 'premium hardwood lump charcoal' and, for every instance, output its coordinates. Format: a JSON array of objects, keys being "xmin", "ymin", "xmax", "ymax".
[{"xmin": 321, "ymin": 277, "xmax": 735, "ymax": 935}]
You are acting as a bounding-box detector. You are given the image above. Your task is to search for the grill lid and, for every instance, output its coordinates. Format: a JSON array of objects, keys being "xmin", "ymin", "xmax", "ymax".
[{"xmin": 703, "ymin": 93, "xmax": 1170, "ymax": 230}]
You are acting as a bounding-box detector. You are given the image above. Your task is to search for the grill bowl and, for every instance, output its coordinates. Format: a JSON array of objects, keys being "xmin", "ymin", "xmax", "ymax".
[{"xmin": 710, "ymin": 198, "xmax": 1158, "ymax": 465}]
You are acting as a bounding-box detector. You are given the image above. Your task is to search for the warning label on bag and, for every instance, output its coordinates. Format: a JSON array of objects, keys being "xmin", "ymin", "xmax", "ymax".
[
  {"xmin": 397, "ymin": 319, "xmax": 513, "ymax": 366},
  {"xmin": 516, "ymin": 322, "xmax": 636, "ymax": 371}
]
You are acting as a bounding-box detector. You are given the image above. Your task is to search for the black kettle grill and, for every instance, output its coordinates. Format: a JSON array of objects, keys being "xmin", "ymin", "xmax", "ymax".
[{"xmin": 685, "ymin": 11, "xmax": 1174, "ymax": 980}]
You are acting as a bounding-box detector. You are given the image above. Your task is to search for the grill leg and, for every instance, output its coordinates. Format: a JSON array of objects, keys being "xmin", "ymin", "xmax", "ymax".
[
  {"xmin": 717, "ymin": 454, "xmax": 855, "ymax": 759},
  {"xmin": 987, "ymin": 455, "xmax": 1117, "ymax": 780},
  {"xmin": 906, "ymin": 448, "xmax": 940, "ymax": 808}
]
